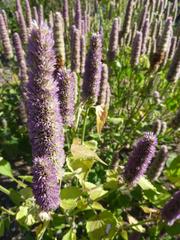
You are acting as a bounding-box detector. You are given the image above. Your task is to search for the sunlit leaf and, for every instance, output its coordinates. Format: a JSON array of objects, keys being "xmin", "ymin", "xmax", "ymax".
[
  {"xmin": 0, "ymin": 157, "xmax": 13, "ymax": 178},
  {"xmin": 96, "ymin": 105, "xmax": 109, "ymax": 134},
  {"xmin": 62, "ymin": 228, "xmax": 76, "ymax": 240},
  {"xmin": 60, "ymin": 187, "xmax": 81, "ymax": 210},
  {"xmin": 127, "ymin": 215, "xmax": 145, "ymax": 233},
  {"xmin": 86, "ymin": 211, "xmax": 117, "ymax": 240}
]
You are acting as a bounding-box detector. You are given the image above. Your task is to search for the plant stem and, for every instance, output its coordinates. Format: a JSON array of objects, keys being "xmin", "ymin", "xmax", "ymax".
[{"xmin": 81, "ymin": 107, "xmax": 90, "ymax": 144}]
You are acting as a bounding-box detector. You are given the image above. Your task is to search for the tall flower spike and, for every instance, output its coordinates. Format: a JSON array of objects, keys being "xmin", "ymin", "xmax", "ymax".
[
  {"xmin": 38, "ymin": 5, "xmax": 44, "ymax": 24},
  {"xmin": 108, "ymin": 17, "xmax": 119, "ymax": 61},
  {"xmin": 0, "ymin": 10, "xmax": 8, "ymax": 28},
  {"xmin": 75, "ymin": 0, "xmax": 82, "ymax": 33},
  {"xmin": 131, "ymin": 31, "xmax": 142, "ymax": 67},
  {"xmin": 124, "ymin": 132, "xmax": 157, "ymax": 185},
  {"xmin": 13, "ymin": 32, "xmax": 28, "ymax": 85},
  {"xmin": 152, "ymin": 119, "xmax": 161, "ymax": 135},
  {"xmin": 167, "ymin": 41, "xmax": 180, "ymax": 82},
  {"xmin": 71, "ymin": 26, "xmax": 80, "ymax": 73},
  {"xmin": 0, "ymin": 14, "xmax": 13, "ymax": 59},
  {"xmin": 82, "ymin": 33, "xmax": 102, "ymax": 103},
  {"xmin": 32, "ymin": 156, "xmax": 60, "ymax": 211},
  {"xmin": 63, "ymin": 0, "xmax": 69, "ymax": 27},
  {"xmin": 27, "ymin": 22, "xmax": 65, "ymax": 168},
  {"xmin": 55, "ymin": 69, "xmax": 77, "ymax": 126},
  {"xmin": 33, "ymin": 6, "xmax": 39, "ymax": 22},
  {"xmin": 25, "ymin": 0, "xmax": 32, "ymax": 28},
  {"xmin": 54, "ymin": 12, "xmax": 65, "ymax": 67},
  {"xmin": 98, "ymin": 63, "xmax": 109, "ymax": 106},
  {"xmin": 16, "ymin": 7, "xmax": 28, "ymax": 44},
  {"xmin": 168, "ymin": 36, "xmax": 177, "ymax": 60},
  {"xmin": 138, "ymin": 5, "xmax": 148, "ymax": 31},
  {"xmin": 150, "ymin": 17, "xmax": 172, "ymax": 71},
  {"xmin": 48, "ymin": 11, "xmax": 54, "ymax": 29},
  {"xmin": 161, "ymin": 190, "xmax": 180, "ymax": 226},
  {"xmin": 80, "ymin": 34, "xmax": 86, "ymax": 75},
  {"xmin": 141, "ymin": 18, "xmax": 150, "ymax": 54},
  {"xmin": 122, "ymin": 0, "xmax": 134, "ymax": 35},
  {"xmin": 148, "ymin": 145, "xmax": 168, "ymax": 181}
]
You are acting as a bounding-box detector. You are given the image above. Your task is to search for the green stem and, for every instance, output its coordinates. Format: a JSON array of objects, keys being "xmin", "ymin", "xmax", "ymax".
[
  {"xmin": 0, "ymin": 185, "xmax": 10, "ymax": 195},
  {"xmin": 1, "ymin": 206, "xmax": 15, "ymax": 216},
  {"xmin": 81, "ymin": 107, "xmax": 90, "ymax": 144}
]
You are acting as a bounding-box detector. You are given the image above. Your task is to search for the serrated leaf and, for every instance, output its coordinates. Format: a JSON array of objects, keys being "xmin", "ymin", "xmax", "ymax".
[
  {"xmin": 60, "ymin": 187, "xmax": 81, "ymax": 210},
  {"xmin": 86, "ymin": 211, "xmax": 117, "ymax": 240},
  {"xmin": 0, "ymin": 158, "xmax": 13, "ymax": 178}
]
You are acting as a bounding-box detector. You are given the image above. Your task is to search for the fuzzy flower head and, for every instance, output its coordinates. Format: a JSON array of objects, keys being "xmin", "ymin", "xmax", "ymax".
[
  {"xmin": 75, "ymin": 0, "xmax": 81, "ymax": 33},
  {"xmin": 55, "ymin": 68, "xmax": 77, "ymax": 126},
  {"xmin": 27, "ymin": 22, "xmax": 65, "ymax": 167},
  {"xmin": 71, "ymin": 25, "xmax": 80, "ymax": 73},
  {"xmin": 167, "ymin": 41, "xmax": 180, "ymax": 82},
  {"xmin": 108, "ymin": 17, "xmax": 119, "ymax": 61},
  {"xmin": 32, "ymin": 156, "xmax": 60, "ymax": 211},
  {"xmin": 98, "ymin": 63, "xmax": 109, "ymax": 106},
  {"xmin": 122, "ymin": 0, "xmax": 134, "ymax": 35},
  {"xmin": 82, "ymin": 33, "xmax": 102, "ymax": 103},
  {"xmin": 131, "ymin": 31, "xmax": 142, "ymax": 67},
  {"xmin": 124, "ymin": 132, "xmax": 157, "ymax": 185},
  {"xmin": 162, "ymin": 190, "xmax": 180, "ymax": 225},
  {"xmin": 148, "ymin": 145, "xmax": 168, "ymax": 181}
]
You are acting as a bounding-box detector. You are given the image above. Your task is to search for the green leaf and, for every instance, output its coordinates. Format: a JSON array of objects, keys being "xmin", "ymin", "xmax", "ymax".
[
  {"xmin": 0, "ymin": 158, "xmax": 13, "ymax": 178},
  {"xmin": 108, "ymin": 117, "xmax": 123, "ymax": 125},
  {"xmin": 62, "ymin": 229, "xmax": 76, "ymax": 240},
  {"xmin": 19, "ymin": 187, "xmax": 33, "ymax": 199},
  {"xmin": 19, "ymin": 175, "xmax": 33, "ymax": 183},
  {"xmin": 138, "ymin": 176, "xmax": 157, "ymax": 191},
  {"xmin": 35, "ymin": 221, "xmax": 49, "ymax": 240},
  {"xmin": 88, "ymin": 185, "xmax": 108, "ymax": 201},
  {"xmin": 16, "ymin": 206, "xmax": 28, "ymax": 223},
  {"xmin": 127, "ymin": 215, "xmax": 145, "ymax": 233},
  {"xmin": 165, "ymin": 156, "xmax": 180, "ymax": 187},
  {"xmin": 0, "ymin": 219, "xmax": 5, "ymax": 237},
  {"xmin": 60, "ymin": 187, "xmax": 82, "ymax": 210},
  {"xmin": 119, "ymin": 230, "xmax": 128, "ymax": 240},
  {"xmin": 86, "ymin": 211, "xmax": 117, "ymax": 240}
]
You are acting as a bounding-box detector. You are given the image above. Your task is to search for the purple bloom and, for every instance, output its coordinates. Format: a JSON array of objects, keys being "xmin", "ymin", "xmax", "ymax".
[
  {"xmin": 54, "ymin": 12, "xmax": 65, "ymax": 66},
  {"xmin": 13, "ymin": 32, "xmax": 28, "ymax": 85},
  {"xmin": 71, "ymin": 25, "xmax": 80, "ymax": 73},
  {"xmin": 38, "ymin": 5, "xmax": 44, "ymax": 24},
  {"xmin": 141, "ymin": 18, "xmax": 150, "ymax": 54},
  {"xmin": 16, "ymin": 6, "xmax": 28, "ymax": 44},
  {"xmin": 0, "ymin": 9, "xmax": 8, "ymax": 28},
  {"xmin": 55, "ymin": 68, "xmax": 77, "ymax": 126},
  {"xmin": 108, "ymin": 18, "xmax": 119, "ymax": 61},
  {"xmin": 168, "ymin": 36, "xmax": 177, "ymax": 60},
  {"xmin": 33, "ymin": 6, "xmax": 39, "ymax": 23},
  {"xmin": 63, "ymin": 0, "xmax": 69, "ymax": 27},
  {"xmin": 162, "ymin": 190, "xmax": 180, "ymax": 225},
  {"xmin": 80, "ymin": 34, "xmax": 86, "ymax": 74},
  {"xmin": 27, "ymin": 22, "xmax": 65, "ymax": 168},
  {"xmin": 82, "ymin": 33, "xmax": 102, "ymax": 103},
  {"xmin": 152, "ymin": 119, "xmax": 162, "ymax": 135},
  {"xmin": 98, "ymin": 63, "xmax": 109, "ymax": 106},
  {"xmin": 25, "ymin": 0, "xmax": 32, "ymax": 28},
  {"xmin": 138, "ymin": 5, "xmax": 148, "ymax": 31},
  {"xmin": 131, "ymin": 31, "xmax": 142, "ymax": 67},
  {"xmin": 75, "ymin": 0, "xmax": 81, "ymax": 33},
  {"xmin": 122, "ymin": 0, "xmax": 134, "ymax": 35},
  {"xmin": 0, "ymin": 13, "xmax": 13, "ymax": 59},
  {"xmin": 124, "ymin": 132, "xmax": 157, "ymax": 185},
  {"xmin": 32, "ymin": 156, "xmax": 60, "ymax": 211},
  {"xmin": 148, "ymin": 145, "xmax": 168, "ymax": 181},
  {"xmin": 167, "ymin": 41, "xmax": 180, "ymax": 82}
]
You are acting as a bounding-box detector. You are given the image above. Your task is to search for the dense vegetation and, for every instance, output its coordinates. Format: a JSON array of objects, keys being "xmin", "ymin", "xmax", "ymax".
[{"xmin": 0, "ymin": 0, "xmax": 180, "ymax": 239}]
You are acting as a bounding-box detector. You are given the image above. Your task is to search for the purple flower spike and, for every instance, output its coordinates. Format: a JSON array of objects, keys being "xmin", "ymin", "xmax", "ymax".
[
  {"xmin": 148, "ymin": 145, "xmax": 168, "ymax": 181},
  {"xmin": 82, "ymin": 33, "xmax": 102, "ymax": 103},
  {"xmin": 108, "ymin": 17, "xmax": 119, "ymax": 61},
  {"xmin": 98, "ymin": 63, "xmax": 109, "ymax": 106},
  {"xmin": 27, "ymin": 22, "xmax": 65, "ymax": 168},
  {"xmin": 75, "ymin": 0, "xmax": 82, "ymax": 33},
  {"xmin": 63, "ymin": 0, "xmax": 69, "ymax": 27},
  {"xmin": 25, "ymin": 0, "xmax": 32, "ymax": 28},
  {"xmin": 32, "ymin": 156, "xmax": 60, "ymax": 211},
  {"xmin": 55, "ymin": 68, "xmax": 77, "ymax": 126},
  {"xmin": 0, "ymin": 13, "xmax": 13, "ymax": 59},
  {"xmin": 124, "ymin": 132, "xmax": 157, "ymax": 185},
  {"xmin": 162, "ymin": 190, "xmax": 180, "ymax": 225},
  {"xmin": 131, "ymin": 31, "xmax": 142, "ymax": 67},
  {"xmin": 80, "ymin": 34, "xmax": 86, "ymax": 74},
  {"xmin": 71, "ymin": 25, "xmax": 80, "ymax": 73},
  {"xmin": 122, "ymin": 0, "xmax": 134, "ymax": 35}
]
